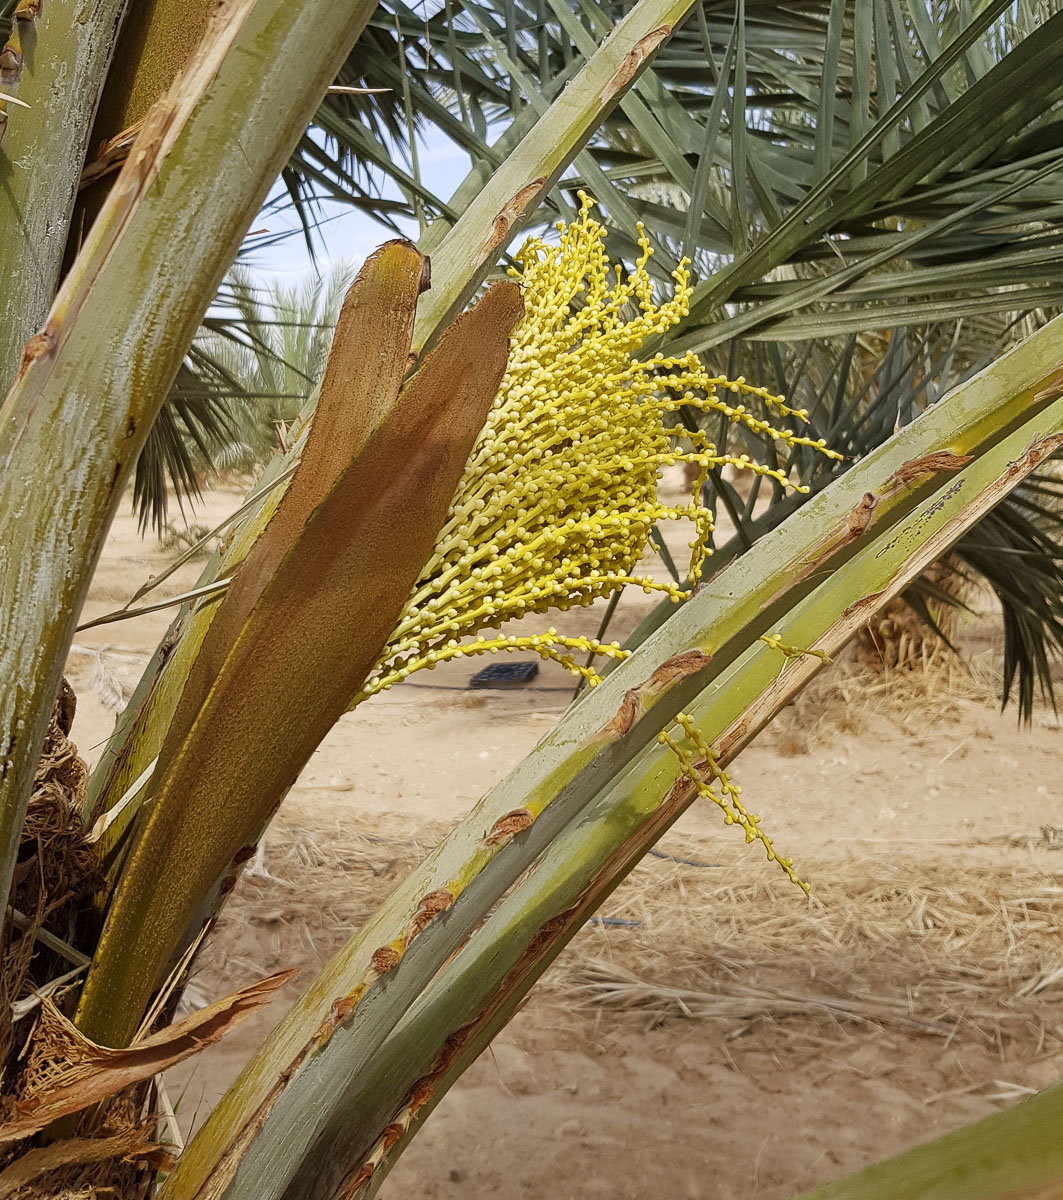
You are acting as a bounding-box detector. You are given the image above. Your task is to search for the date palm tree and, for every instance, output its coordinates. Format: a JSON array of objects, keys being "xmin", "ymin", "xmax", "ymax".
[
  {"xmin": 87, "ymin": 0, "xmax": 1063, "ymax": 709},
  {"xmin": 0, "ymin": 1, "xmax": 1061, "ymax": 1197}
]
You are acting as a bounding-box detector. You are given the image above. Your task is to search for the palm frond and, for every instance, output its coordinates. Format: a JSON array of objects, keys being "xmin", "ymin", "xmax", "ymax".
[
  {"xmin": 616, "ymin": 316, "xmax": 1063, "ymax": 717},
  {"xmin": 952, "ymin": 466, "xmax": 1063, "ymax": 718},
  {"xmin": 133, "ymin": 372, "xmax": 238, "ymax": 534},
  {"xmin": 321, "ymin": 0, "xmax": 1063, "ymax": 349}
]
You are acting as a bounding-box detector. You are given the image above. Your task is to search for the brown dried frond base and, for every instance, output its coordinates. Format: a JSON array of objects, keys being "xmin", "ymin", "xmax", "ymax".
[
  {"xmin": 14, "ymin": 678, "xmax": 98, "ymax": 922},
  {"xmin": 0, "ymin": 1095, "xmax": 165, "ymax": 1199}
]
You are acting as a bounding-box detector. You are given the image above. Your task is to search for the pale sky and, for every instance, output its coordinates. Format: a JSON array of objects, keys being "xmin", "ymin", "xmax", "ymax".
[{"xmin": 244, "ymin": 130, "xmax": 475, "ymax": 283}]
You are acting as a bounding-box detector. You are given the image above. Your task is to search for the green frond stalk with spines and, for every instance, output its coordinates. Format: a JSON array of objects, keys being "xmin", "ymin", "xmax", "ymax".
[
  {"xmin": 301, "ymin": 383, "xmax": 1063, "ymax": 1200},
  {"xmin": 0, "ymin": 0, "xmax": 127, "ymax": 392},
  {"xmin": 61, "ymin": 0, "xmax": 222, "ymax": 316},
  {"xmin": 159, "ymin": 276, "xmax": 1063, "ymax": 1199},
  {"xmin": 408, "ymin": 0, "xmax": 699, "ymax": 350}
]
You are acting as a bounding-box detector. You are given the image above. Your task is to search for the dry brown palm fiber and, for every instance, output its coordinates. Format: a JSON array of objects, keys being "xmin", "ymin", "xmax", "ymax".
[
  {"xmin": 0, "ymin": 1121, "xmax": 168, "ymax": 1199},
  {"xmin": 0, "ymin": 680, "xmax": 99, "ymax": 1091},
  {"xmin": 0, "ymin": 1093, "xmax": 170, "ymax": 1199},
  {"xmin": 855, "ymin": 555, "xmax": 970, "ymax": 672},
  {"xmin": 14, "ymin": 679, "xmax": 98, "ymax": 925},
  {"xmin": 0, "ymin": 968, "xmax": 293, "ymax": 1142}
]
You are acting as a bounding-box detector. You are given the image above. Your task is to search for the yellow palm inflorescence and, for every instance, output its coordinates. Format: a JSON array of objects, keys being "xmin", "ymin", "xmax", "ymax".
[
  {"xmin": 345, "ymin": 194, "xmax": 841, "ymax": 888},
  {"xmin": 355, "ymin": 193, "xmax": 838, "ymax": 705}
]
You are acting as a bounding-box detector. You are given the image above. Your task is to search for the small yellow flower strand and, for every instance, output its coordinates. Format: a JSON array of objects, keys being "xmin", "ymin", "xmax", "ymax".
[
  {"xmin": 759, "ymin": 633, "xmax": 833, "ymax": 664},
  {"xmin": 658, "ymin": 713, "xmax": 809, "ymax": 893},
  {"xmin": 353, "ymin": 193, "xmax": 840, "ymax": 705}
]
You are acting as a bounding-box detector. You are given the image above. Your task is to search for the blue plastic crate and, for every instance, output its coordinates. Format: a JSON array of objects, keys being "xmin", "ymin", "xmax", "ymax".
[{"xmin": 468, "ymin": 661, "xmax": 540, "ymax": 689}]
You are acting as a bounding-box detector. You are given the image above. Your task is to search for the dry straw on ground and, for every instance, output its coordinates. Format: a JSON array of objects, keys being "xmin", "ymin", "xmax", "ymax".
[
  {"xmin": 566, "ymin": 848, "xmax": 1063, "ymax": 1056},
  {"xmin": 768, "ymin": 645, "xmax": 1004, "ymax": 755},
  {"xmin": 205, "ymin": 801, "xmax": 1063, "ymax": 1063}
]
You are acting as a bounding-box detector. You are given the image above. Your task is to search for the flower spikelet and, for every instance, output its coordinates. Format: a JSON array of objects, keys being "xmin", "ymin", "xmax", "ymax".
[
  {"xmin": 354, "ymin": 193, "xmax": 837, "ymax": 703},
  {"xmin": 659, "ymin": 713, "xmax": 808, "ymax": 893},
  {"xmin": 760, "ymin": 632, "xmax": 832, "ymax": 664}
]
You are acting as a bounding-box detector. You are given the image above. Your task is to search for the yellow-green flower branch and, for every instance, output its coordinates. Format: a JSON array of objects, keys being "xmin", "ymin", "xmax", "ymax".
[
  {"xmin": 658, "ymin": 712, "xmax": 808, "ymax": 892},
  {"xmin": 354, "ymin": 195, "xmax": 840, "ymax": 706},
  {"xmin": 759, "ymin": 632, "xmax": 834, "ymax": 663}
]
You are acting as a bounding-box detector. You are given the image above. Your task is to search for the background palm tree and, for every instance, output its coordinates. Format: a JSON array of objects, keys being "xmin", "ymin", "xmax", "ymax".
[
  {"xmin": 118, "ymin": 0, "xmax": 1059, "ymax": 714},
  {"xmin": 132, "ymin": 263, "xmax": 358, "ymax": 529}
]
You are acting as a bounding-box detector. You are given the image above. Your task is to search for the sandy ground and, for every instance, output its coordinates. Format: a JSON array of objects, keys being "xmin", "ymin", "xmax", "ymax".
[{"xmin": 65, "ymin": 482, "xmax": 1062, "ymax": 1199}]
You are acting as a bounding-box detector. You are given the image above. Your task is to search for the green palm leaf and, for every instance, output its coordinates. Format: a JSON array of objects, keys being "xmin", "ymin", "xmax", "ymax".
[{"xmin": 164, "ymin": 2, "xmax": 1063, "ymax": 701}]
